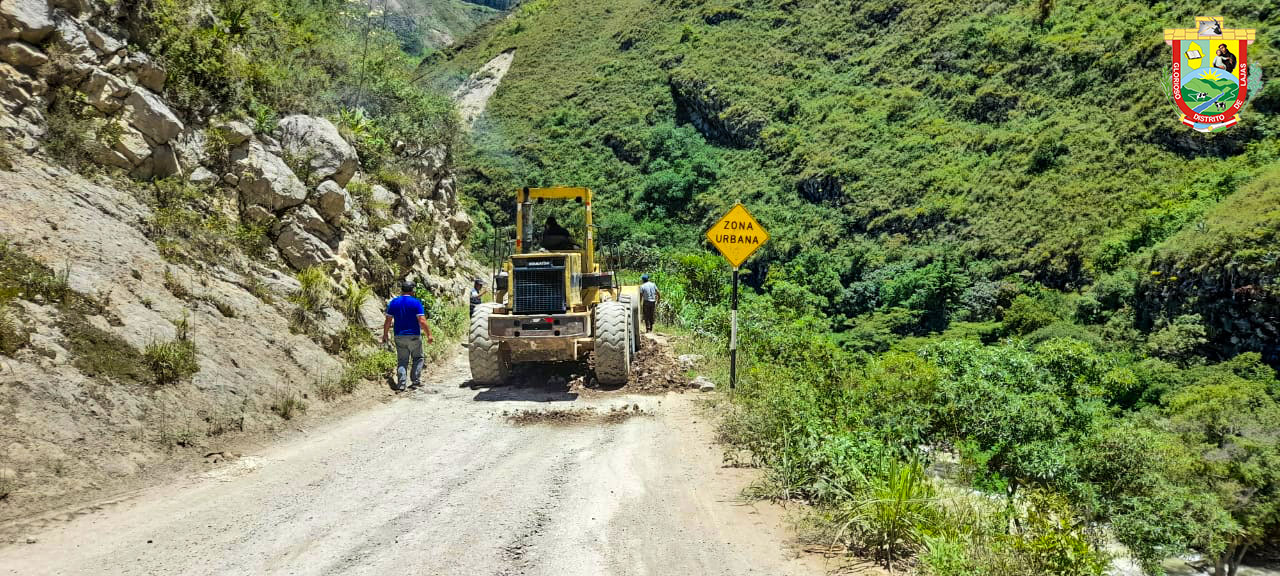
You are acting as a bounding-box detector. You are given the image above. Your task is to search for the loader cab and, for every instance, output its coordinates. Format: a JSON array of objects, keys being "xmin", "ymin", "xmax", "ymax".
[{"xmin": 515, "ymin": 186, "xmax": 596, "ymax": 273}]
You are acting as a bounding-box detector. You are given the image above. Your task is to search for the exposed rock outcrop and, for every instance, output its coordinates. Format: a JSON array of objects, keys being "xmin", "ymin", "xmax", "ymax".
[
  {"xmin": 0, "ymin": 0, "xmax": 55, "ymax": 44},
  {"xmin": 231, "ymin": 139, "xmax": 308, "ymax": 212},
  {"xmin": 453, "ymin": 49, "xmax": 515, "ymax": 130},
  {"xmin": 0, "ymin": 0, "xmax": 481, "ymax": 518},
  {"xmin": 276, "ymin": 115, "xmax": 358, "ymax": 186},
  {"xmin": 668, "ymin": 70, "xmax": 765, "ymax": 148}
]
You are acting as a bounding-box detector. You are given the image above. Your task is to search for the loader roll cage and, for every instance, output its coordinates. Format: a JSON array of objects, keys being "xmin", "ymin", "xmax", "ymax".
[{"xmin": 516, "ymin": 187, "xmax": 596, "ymax": 275}]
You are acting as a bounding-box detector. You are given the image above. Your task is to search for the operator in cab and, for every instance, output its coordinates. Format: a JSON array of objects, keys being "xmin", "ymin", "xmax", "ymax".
[{"xmin": 540, "ymin": 216, "xmax": 577, "ymax": 251}]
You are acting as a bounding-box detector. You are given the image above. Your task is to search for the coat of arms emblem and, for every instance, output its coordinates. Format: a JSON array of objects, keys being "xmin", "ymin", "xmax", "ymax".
[{"xmin": 1164, "ymin": 17, "xmax": 1256, "ymax": 132}]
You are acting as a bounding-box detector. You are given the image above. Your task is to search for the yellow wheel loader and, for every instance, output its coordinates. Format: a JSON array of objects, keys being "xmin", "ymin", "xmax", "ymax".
[{"xmin": 469, "ymin": 187, "xmax": 641, "ymax": 386}]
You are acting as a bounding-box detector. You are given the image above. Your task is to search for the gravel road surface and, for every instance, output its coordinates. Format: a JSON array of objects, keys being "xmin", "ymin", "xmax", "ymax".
[{"xmin": 0, "ymin": 352, "xmax": 829, "ymax": 576}]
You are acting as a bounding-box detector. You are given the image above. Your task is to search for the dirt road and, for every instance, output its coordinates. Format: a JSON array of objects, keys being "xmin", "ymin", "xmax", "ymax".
[{"xmin": 0, "ymin": 351, "xmax": 831, "ymax": 576}]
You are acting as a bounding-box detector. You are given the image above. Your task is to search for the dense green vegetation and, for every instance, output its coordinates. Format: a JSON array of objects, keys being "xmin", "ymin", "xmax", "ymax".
[
  {"xmin": 115, "ymin": 0, "xmax": 463, "ymax": 172},
  {"xmin": 447, "ymin": 0, "xmax": 1280, "ymax": 572},
  {"xmin": 449, "ymin": 0, "xmax": 1278, "ymax": 363},
  {"xmin": 647, "ymin": 252, "xmax": 1278, "ymax": 575}
]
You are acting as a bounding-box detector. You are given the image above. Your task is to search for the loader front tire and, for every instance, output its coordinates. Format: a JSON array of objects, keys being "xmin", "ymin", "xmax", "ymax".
[
  {"xmin": 594, "ymin": 301, "xmax": 632, "ymax": 386},
  {"xmin": 469, "ymin": 303, "xmax": 508, "ymax": 385}
]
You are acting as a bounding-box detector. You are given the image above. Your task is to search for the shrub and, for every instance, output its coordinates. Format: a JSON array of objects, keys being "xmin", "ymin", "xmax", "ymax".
[
  {"xmin": 1146, "ymin": 314, "xmax": 1207, "ymax": 364},
  {"xmin": 42, "ymin": 88, "xmax": 100, "ymax": 174},
  {"xmin": 1003, "ymin": 294, "xmax": 1057, "ymax": 335},
  {"xmin": 144, "ymin": 313, "xmax": 199, "ymax": 386},
  {"xmin": 838, "ymin": 458, "xmax": 940, "ymax": 571},
  {"xmin": 340, "ymin": 347, "xmax": 397, "ymax": 392},
  {"xmin": 0, "ymin": 305, "xmax": 27, "ymax": 356},
  {"xmin": 270, "ymin": 391, "xmax": 307, "ymax": 420},
  {"xmin": 289, "ymin": 267, "xmax": 333, "ymax": 333},
  {"xmin": 163, "ymin": 268, "xmax": 191, "ymax": 299},
  {"xmin": 315, "ymin": 377, "xmax": 342, "ymax": 402},
  {"xmin": 340, "ymin": 280, "xmax": 373, "ymax": 322},
  {"xmin": 0, "ymin": 141, "xmax": 13, "ymax": 171},
  {"xmin": 291, "ymin": 267, "xmax": 333, "ymax": 313}
]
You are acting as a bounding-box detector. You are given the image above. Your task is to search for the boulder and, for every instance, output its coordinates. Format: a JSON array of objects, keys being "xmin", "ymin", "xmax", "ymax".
[
  {"xmin": 676, "ymin": 354, "xmax": 704, "ymax": 371},
  {"xmin": 276, "ymin": 222, "xmax": 336, "ymax": 270},
  {"xmin": 214, "ymin": 119, "xmax": 253, "ymax": 147},
  {"xmin": 123, "ymin": 87, "xmax": 183, "ymax": 144},
  {"xmin": 370, "ymin": 183, "xmax": 396, "ymax": 206},
  {"xmin": 123, "ymin": 52, "xmax": 165, "ymax": 92},
  {"xmin": 111, "ymin": 124, "xmax": 152, "ymax": 165},
  {"xmin": 275, "ymin": 115, "xmax": 358, "ymax": 186},
  {"xmin": 277, "ymin": 204, "xmax": 337, "ymax": 245},
  {"xmin": 446, "ymin": 209, "xmax": 473, "ymax": 238},
  {"xmin": 83, "ymin": 24, "xmax": 124, "ymax": 56},
  {"xmin": 172, "ymin": 128, "xmax": 207, "ymax": 169},
  {"xmin": 79, "ymin": 67, "xmax": 129, "ymax": 113},
  {"xmin": 150, "ymin": 144, "xmax": 181, "ymax": 179},
  {"xmin": 230, "ymin": 140, "xmax": 307, "ymax": 212},
  {"xmin": 129, "ymin": 155, "xmax": 154, "ymax": 180},
  {"xmin": 49, "ymin": 12, "xmax": 93, "ymax": 62},
  {"xmin": 0, "ymin": 40, "xmax": 45, "ymax": 69},
  {"xmin": 51, "ymin": 0, "xmax": 91, "ymax": 16},
  {"xmin": 314, "ymin": 307, "xmax": 348, "ymax": 353},
  {"xmin": 313, "ymin": 180, "xmax": 351, "ymax": 224},
  {"xmin": 188, "ymin": 166, "xmax": 218, "ymax": 187},
  {"xmin": 380, "ymin": 222, "xmax": 409, "ymax": 245},
  {"xmin": 259, "ymin": 134, "xmax": 283, "ymax": 156},
  {"xmin": 357, "ymin": 293, "xmax": 385, "ymax": 330},
  {"xmin": 0, "ymin": 0, "xmax": 55, "ymax": 43},
  {"xmin": 0, "ymin": 61, "xmax": 38, "ymax": 105},
  {"xmin": 240, "ymin": 204, "xmax": 274, "ymax": 227},
  {"xmin": 89, "ymin": 142, "xmax": 132, "ymax": 170},
  {"xmin": 690, "ymin": 376, "xmax": 716, "ymax": 392}
]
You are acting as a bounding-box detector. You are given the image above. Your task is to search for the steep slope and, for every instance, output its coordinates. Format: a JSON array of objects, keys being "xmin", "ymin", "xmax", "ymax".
[
  {"xmin": 0, "ymin": 0, "xmax": 480, "ymax": 516},
  {"xmin": 446, "ymin": 0, "xmax": 1278, "ymax": 360},
  {"xmin": 387, "ymin": 0, "xmax": 503, "ymax": 51}
]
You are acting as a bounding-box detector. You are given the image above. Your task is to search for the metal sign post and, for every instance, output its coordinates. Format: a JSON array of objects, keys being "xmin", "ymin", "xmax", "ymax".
[
  {"xmin": 705, "ymin": 204, "xmax": 768, "ymax": 392},
  {"xmin": 730, "ymin": 266, "xmax": 739, "ymax": 389}
]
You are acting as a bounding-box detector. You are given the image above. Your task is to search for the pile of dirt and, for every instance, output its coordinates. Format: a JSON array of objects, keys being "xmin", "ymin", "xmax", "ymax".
[
  {"xmin": 628, "ymin": 336, "xmax": 689, "ymax": 393},
  {"xmin": 478, "ymin": 332, "xmax": 691, "ymax": 396},
  {"xmin": 505, "ymin": 404, "xmax": 648, "ymax": 426}
]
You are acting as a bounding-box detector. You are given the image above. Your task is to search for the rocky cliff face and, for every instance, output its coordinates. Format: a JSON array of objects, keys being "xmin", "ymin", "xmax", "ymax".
[
  {"xmin": 460, "ymin": 0, "xmax": 518, "ymax": 10},
  {"xmin": 0, "ymin": 0, "xmax": 477, "ymax": 516}
]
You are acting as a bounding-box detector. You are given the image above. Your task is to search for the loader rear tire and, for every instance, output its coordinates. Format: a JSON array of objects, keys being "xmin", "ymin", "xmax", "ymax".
[
  {"xmin": 594, "ymin": 301, "xmax": 631, "ymax": 386},
  {"xmin": 469, "ymin": 303, "xmax": 508, "ymax": 385},
  {"xmin": 618, "ymin": 295, "xmax": 640, "ymax": 355}
]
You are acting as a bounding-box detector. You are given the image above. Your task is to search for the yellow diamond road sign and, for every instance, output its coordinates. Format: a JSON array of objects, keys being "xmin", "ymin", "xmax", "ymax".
[{"xmin": 706, "ymin": 203, "xmax": 769, "ymax": 268}]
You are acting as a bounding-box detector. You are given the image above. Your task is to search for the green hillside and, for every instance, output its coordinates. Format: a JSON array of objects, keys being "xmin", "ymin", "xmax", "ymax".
[
  {"xmin": 388, "ymin": 0, "xmax": 502, "ymax": 53},
  {"xmin": 441, "ymin": 1, "xmax": 1280, "ymax": 572},
  {"xmin": 446, "ymin": 0, "xmax": 1278, "ymax": 359}
]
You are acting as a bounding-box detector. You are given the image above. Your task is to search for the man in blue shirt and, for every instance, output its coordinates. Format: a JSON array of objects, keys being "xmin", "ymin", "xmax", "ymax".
[{"xmin": 381, "ymin": 281, "xmax": 434, "ymax": 392}]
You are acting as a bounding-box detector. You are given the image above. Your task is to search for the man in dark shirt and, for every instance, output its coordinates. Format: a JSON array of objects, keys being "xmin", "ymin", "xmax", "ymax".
[
  {"xmin": 541, "ymin": 217, "xmax": 577, "ymax": 251},
  {"xmin": 639, "ymin": 274, "xmax": 660, "ymax": 333},
  {"xmin": 381, "ymin": 281, "xmax": 434, "ymax": 392},
  {"xmin": 469, "ymin": 278, "xmax": 485, "ymax": 317}
]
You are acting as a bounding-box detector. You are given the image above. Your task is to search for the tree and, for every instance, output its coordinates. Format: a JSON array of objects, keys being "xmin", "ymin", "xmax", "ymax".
[
  {"xmin": 1147, "ymin": 314, "xmax": 1208, "ymax": 365},
  {"xmin": 1166, "ymin": 374, "xmax": 1280, "ymax": 576}
]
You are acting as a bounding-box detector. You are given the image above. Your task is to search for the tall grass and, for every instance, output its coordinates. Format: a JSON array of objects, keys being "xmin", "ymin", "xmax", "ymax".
[
  {"xmin": 289, "ymin": 267, "xmax": 334, "ymax": 335},
  {"xmin": 144, "ymin": 311, "xmax": 199, "ymax": 386}
]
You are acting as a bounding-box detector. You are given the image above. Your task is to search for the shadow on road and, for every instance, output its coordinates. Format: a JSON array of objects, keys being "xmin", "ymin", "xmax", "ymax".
[{"xmin": 463, "ymin": 363, "xmax": 586, "ymax": 402}]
